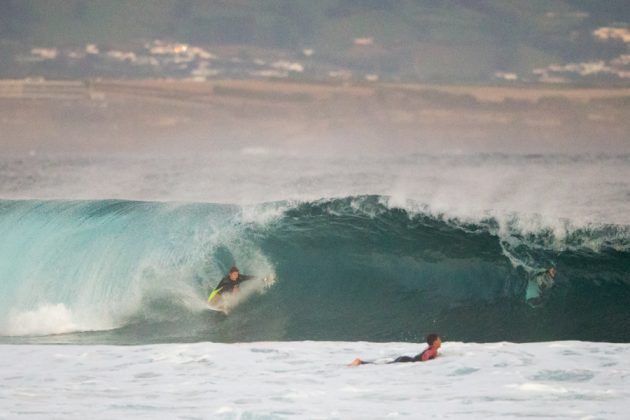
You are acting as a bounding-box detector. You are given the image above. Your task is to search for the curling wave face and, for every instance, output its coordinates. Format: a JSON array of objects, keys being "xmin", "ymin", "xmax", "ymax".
[{"xmin": 0, "ymin": 196, "xmax": 628, "ymax": 344}]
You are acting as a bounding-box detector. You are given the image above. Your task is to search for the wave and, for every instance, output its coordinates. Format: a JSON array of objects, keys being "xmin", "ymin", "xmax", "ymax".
[{"xmin": 0, "ymin": 196, "xmax": 628, "ymax": 344}]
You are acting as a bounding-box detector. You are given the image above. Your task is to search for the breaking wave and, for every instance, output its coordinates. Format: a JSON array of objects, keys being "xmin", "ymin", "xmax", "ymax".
[{"xmin": 0, "ymin": 196, "xmax": 628, "ymax": 344}]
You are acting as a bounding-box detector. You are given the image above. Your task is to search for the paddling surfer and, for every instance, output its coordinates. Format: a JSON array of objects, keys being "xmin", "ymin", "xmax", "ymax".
[{"xmin": 349, "ymin": 333, "xmax": 442, "ymax": 366}]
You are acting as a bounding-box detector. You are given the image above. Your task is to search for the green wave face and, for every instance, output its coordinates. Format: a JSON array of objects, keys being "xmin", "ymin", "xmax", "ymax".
[{"xmin": 0, "ymin": 197, "xmax": 628, "ymax": 344}]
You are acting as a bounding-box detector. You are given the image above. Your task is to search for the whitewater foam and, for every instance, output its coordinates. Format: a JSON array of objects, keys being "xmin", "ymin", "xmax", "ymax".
[
  {"xmin": 5, "ymin": 304, "xmax": 83, "ymax": 336},
  {"xmin": 1, "ymin": 154, "xmax": 628, "ymax": 230},
  {"xmin": 1, "ymin": 341, "xmax": 628, "ymax": 419}
]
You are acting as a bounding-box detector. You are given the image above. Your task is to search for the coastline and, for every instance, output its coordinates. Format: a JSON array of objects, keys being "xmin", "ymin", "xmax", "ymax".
[{"xmin": 2, "ymin": 79, "xmax": 629, "ymax": 156}]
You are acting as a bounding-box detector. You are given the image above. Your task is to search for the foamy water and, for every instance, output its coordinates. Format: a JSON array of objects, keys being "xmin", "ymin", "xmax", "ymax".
[
  {"xmin": 1, "ymin": 341, "xmax": 628, "ymax": 419},
  {"xmin": 1, "ymin": 153, "xmax": 629, "ymax": 228}
]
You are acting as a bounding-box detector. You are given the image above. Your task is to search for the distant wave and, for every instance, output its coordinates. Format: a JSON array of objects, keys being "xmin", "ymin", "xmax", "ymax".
[{"xmin": 0, "ymin": 197, "xmax": 628, "ymax": 344}]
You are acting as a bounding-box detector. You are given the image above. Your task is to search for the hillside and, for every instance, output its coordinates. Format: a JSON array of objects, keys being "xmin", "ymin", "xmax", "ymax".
[{"xmin": 1, "ymin": 0, "xmax": 629, "ymax": 83}]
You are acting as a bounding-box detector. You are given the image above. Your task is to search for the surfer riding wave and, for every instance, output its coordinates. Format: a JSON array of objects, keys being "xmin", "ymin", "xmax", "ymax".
[
  {"xmin": 209, "ymin": 266, "xmax": 256, "ymax": 299},
  {"xmin": 207, "ymin": 265, "xmax": 275, "ymax": 314}
]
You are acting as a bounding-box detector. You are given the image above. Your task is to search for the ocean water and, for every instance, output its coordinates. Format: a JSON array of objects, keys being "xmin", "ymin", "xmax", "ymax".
[
  {"xmin": 1, "ymin": 341, "xmax": 629, "ymax": 419},
  {"xmin": 0, "ymin": 341, "xmax": 630, "ymax": 419},
  {"xmin": 1, "ymin": 150, "xmax": 629, "ymax": 418}
]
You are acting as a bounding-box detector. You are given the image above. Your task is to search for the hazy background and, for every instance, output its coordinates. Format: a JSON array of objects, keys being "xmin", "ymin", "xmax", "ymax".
[
  {"xmin": 1, "ymin": 0, "xmax": 630, "ymax": 83},
  {"xmin": 1, "ymin": 1, "xmax": 628, "ymax": 213}
]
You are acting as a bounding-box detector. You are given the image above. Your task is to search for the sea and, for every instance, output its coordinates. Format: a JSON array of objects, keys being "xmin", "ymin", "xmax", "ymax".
[{"xmin": 1, "ymin": 145, "xmax": 629, "ymax": 418}]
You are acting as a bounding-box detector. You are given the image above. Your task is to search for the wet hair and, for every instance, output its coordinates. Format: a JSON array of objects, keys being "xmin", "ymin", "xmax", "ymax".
[
  {"xmin": 229, "ymin": 266, "xmax": 239, "ymax": 273},
  {"xmin": 426, "ymin": 333, "xmax": 440, "ymax": 346}
]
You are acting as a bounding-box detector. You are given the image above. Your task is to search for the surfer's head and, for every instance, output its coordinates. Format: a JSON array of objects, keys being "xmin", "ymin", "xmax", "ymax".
[
  {"xmin": 426, "ymin": 333, "xmax": 441, "ymax": 349},
  {"xmin": 229, "ymin": 266, "xmax": 239, "ymax": 281},
  {"xmin": 547, "ymin": 267, "xmax": 557, "ymax": 278}
]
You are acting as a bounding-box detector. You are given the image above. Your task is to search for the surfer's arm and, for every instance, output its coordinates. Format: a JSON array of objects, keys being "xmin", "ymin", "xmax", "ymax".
[
  {"xmin": 543, "ymin": 274, "xmax": 555, "ymax": 288},
  {"xmin": 237, "ymin": 274, "xmax": 257, "ymax": 283},
  {"xmin": 349, "ymin": 358, "xmax": 372, "ymax": 366}
]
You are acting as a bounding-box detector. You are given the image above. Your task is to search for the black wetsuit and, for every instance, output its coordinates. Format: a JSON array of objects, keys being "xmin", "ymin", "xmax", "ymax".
[
  {"xmin": 212, "ymin": 274, "xmax": 255, "ymax": 295},
  {"xmin": 390, "ymin": 355, "xmax": 420, "ymax": 363},
  {"xmin": 389, "ymin": 347, "xmax": 437, "ymax": 363},
  {"xmin": 358, "ymin": 347, "xmax": 437, "ymax": 365}
]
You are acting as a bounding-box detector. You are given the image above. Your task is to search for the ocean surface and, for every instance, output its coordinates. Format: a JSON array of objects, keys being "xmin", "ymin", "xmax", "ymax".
[
  {"xmin": 2, "ymin": 341, "xmax": 629, "ymax": 419},
  {"xmin": 1, "ymin": 151, "xmax": 629, "ymax": 418}
]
